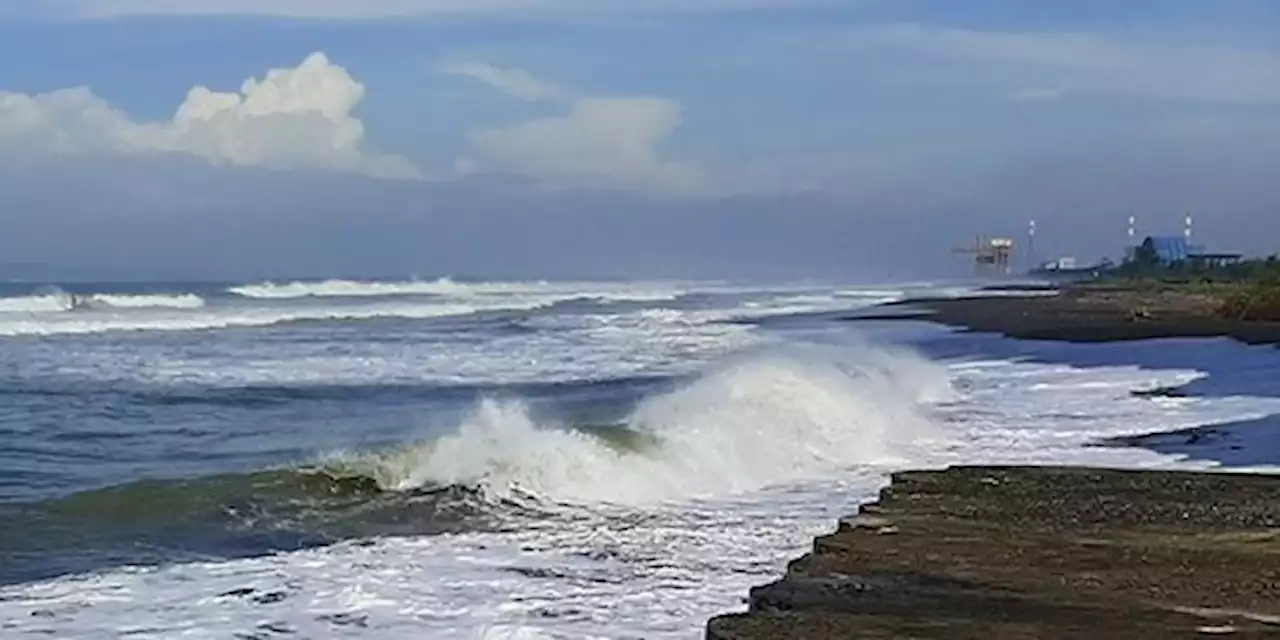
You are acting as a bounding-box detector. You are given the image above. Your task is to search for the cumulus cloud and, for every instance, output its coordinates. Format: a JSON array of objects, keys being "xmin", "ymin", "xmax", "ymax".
[
  {"xmin": 0, "ymin": 52, "xmax": 421, "ymax": 179},
  {"xmin": 448, "ymin": 64, "xmax": 704, "ymax": 194},
  {"xmin": 439, "ymin": 61, "xmax": 568, "ymax": 102}
]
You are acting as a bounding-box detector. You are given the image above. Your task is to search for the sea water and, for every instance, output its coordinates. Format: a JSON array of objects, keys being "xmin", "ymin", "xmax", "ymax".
[{"xmin": 1, "ymin": 278, "xmax": 1277, "ymax": 638}]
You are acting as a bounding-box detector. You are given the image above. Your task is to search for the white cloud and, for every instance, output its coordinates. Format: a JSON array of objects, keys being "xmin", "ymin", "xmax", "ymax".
[
  {"xmin": 447, "ymin": 64, "xmax": 703, "ymax": 194},
  {"xmin": 464, "ymin": 97, "xmax": 703, "ymax": 193},
  {"xmin": 60, "ymin": 0, "xmax": 838, "ymax": 20},
  {"xmin": 439, "ymin": 61, "xmax": 567, "ymax": 102},
  {"xmin": 0, "ymin": 52, "xmax": 421, "ymax": 179}
]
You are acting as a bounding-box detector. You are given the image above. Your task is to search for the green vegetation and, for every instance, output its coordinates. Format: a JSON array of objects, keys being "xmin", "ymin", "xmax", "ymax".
[
  {"xmin": 1108, "ymin": 249, "xmax": 1280, "ymax": 284},
  {"xmin": 1098, "ymin": 249, "xmax": 1280, "ymax": 322},
  {"xmin": 1220, "ymin": 280, "xmax": 1280, "ymax": 321}
]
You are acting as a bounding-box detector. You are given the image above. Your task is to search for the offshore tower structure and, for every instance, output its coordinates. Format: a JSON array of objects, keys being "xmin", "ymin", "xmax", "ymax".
[{"xmin": 952, "ymin": 236, "xmax": 1015, "ymax": 277}]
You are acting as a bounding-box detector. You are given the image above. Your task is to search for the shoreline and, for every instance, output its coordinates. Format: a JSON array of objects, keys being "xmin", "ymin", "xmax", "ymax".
[
  {"xmin": 706, "ymin": 288, "xmax": 1280, "ymax": 637},
  {"xmin": 707, "ymin": 466, "xmax": 1280, "ymax": 639},
  {"xmin": 847, "ymin": 283, "xmax": 1280, "ymax": 345}
]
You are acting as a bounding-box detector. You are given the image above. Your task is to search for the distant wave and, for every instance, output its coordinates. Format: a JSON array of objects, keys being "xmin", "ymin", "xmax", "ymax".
[
  {"xmin": 228, "ymin": 278, "xmax": 534, "ymax": 299},
  {"xmin": 0, "ymin": 293, "xmax": 73, "ymax": 313},
  {"xmin": 0, "ymin": 300, "xmax": 540, "ymax": 337},
  {"xmin": 227, "ymin": 278, "xmax": 682, "ymax": 303},
  {"xmin": 85, "ymin": 294, "xmax": 206, "ymax": 310},
  {"xmin": 0, "ymin": 289, "xmax": 206, "ymax": 313}
]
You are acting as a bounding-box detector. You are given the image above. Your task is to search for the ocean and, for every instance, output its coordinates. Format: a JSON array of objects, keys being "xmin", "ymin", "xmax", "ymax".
[{"xmin": 1, "ymin": 277, "xmax": 1278, "ymax": 639}]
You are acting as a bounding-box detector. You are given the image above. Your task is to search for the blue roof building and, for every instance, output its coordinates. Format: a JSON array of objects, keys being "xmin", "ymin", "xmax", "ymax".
[{"xmin": 1125, "ymin": 236, "xmax": 1209, "ymax": 265}]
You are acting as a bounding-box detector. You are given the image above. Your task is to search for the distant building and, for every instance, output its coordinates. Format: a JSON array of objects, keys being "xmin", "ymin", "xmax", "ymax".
[
  {"xmin": 1124, "ymin": 236, "xmax": 1242, "ymax": 268},
  {"xmin": 1187, "ymin": 251, "xmax": 1245, "ymax": 269}
]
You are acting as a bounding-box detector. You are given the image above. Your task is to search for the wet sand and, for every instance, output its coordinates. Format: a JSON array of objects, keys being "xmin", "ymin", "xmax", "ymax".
[
  {"xmin": 849, "ymin": 285, "xmax": 1280, "ymax": 345},
  {"xmin": 707, "ymin": 466, "xmax": 1280, "ymax": 639}
]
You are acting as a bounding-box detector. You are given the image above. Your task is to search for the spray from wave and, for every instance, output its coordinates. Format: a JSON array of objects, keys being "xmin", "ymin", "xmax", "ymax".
[{"xmin": 331, "ymin": 343, "xmax": 953, "ymax": 505}]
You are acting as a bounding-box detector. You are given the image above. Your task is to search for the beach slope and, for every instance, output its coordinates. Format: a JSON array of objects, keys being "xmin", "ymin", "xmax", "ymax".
[
  {"xmin": 707, "ymin": 466, "xmax": 1280, "ymax": 639},
  {"xmin": 853, "ymin": 285, "xmax": 1280, "ymax": 344}
]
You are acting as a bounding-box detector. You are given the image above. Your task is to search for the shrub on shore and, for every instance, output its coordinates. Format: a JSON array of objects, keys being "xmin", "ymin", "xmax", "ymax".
[{"xmin": 1219, "ymin": 282, "xmax": 1280, "ymax": 321}]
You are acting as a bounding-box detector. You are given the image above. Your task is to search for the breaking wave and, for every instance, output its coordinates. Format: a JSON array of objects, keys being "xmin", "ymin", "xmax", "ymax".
[
  {"xmin": 0, "ymin": 289, "xmax": 206, "ymax": 314},
  {"xmin": 85, "ymin": 293, "xmax": 206, "ymax": 309},
  {"xmin": 0, "ymin": 292, "xmax": 72, "ymax": 313},
  {"xmin": 0, "ymin": 301, "xmax": 504, "ymax": 337},
  {"xmin": 227, "ymin": 278, "xmax": 683, "ymax": 303},
  {"xmin": 0, "ymin": 343, "xmax": 951, "ymax": 584},
  {"xmin": 334, "ymin": 343, "xmax": 953, "ymax": 505},
  {"xmin": 229, "ymin": 278, "xmax": 544, "ymax": 300}
]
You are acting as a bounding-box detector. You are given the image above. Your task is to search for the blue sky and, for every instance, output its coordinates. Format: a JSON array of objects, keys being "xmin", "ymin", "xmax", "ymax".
[{"xmin": 1, "ymin": 1, "xmax": 1277, "ymax": 279}]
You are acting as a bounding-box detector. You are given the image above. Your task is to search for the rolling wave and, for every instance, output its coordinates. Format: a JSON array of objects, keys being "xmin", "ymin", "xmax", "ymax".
[
  {"xmin": 227, "ymin": 277, "xmax": 683, "ymax": 303},
  {"xmin": 332, "ymin": 343, "xmax": 953, "ymax": 504},
  {"xmin": 9, "ymin": 343, "xmax": 947, "ymax": 516},
  {"xmin": 0, "ymin": 293, "xmax": 71, "ymax": 313},
  {"xmin": 85, "ymin": 293, "xmax": 206, "ymax": 309},
  {"xmin": 0, "ymin": 469, "xmax": 535, "ymax": 586},
  {"xmin": 0, "ymin": 343, "xmax": 950, "ymax": 585},
  {"xmin": 228, "ymin": 278, "xmax": 548, "ymax": 299},
  {"xmin": 0, "ymin": 301, "xmax": 512, "ymax": 337},
  {"xmin": 0, "ymin": 289, "xmax": 206, "ymax": 313}
]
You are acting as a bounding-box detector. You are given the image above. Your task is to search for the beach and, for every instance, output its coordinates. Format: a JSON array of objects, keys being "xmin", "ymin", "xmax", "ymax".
[
  {"xmin": 708, "ymin": 466, "xmax": 1280, "ymax": 639},
  {"xmin": 710, "ymin": 285, "xmax": 1280, "ymax": 638},
  {"xmin": 853, "ymin": 283, "xmax": 1280, "ymax": 344}
]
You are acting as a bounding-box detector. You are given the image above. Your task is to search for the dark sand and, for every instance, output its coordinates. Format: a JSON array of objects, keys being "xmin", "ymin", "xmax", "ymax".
[
  {"xmin": 707, "ymin": 466, "xmax": 1280, "ymax": 639},
  {"xmin": 708, "ymin": 287, "xmax": 1280, "ymax": 637},
  {"xmin": 850, "ymin": 285, "xmax": 1280, "ymax": 345}
]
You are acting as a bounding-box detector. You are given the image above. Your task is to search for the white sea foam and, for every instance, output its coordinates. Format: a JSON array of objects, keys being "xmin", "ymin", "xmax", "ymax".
[
  {"xmin": 0, "ymin": 293, "xmax": 73, "ymax": 313},
  {"xmin": 229, "ymin": 278, "xmax": 482, "ymax": 299},
  {"xmin": 0, "ymin": 291, "xmax": 206, "ymax": 313},
  {"xmin": 227, "ymin": 278, "xmax": 683, "ymax": 302},
  {"xmin": 86, "ymin": 294, "xmax": 206, "ymax": 309},
  {"xmin": 335, "ymin": 344, "xmax": 951, "ymax": 504},
  {"xmin": 0, "ymin": 301, "xmax": 513, "ymax": 337},
  {"xmin": 0, "ymin": 281, "xmax": 907, "ymax": 340}
]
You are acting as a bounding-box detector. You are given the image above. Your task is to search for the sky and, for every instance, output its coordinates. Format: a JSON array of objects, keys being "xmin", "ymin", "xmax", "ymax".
[{"xmin": 1, "ymin": 0, "xmax": 1277, "ymax": 280}]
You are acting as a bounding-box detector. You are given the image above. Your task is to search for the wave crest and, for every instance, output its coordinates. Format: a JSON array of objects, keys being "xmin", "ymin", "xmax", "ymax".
[
  {"xmin": 0, "ymin": 293, "xmax": 73, "ymax": 313},
  {"xmin": 0, "ymin": 289, "xmax": 206, "ymax": 314},
  {"xmin": 227, "ymin": 278, "xmax": 683, "ymax": 304},
  {"xmin": 86, "ymin": 294, "xmax": 206, "ymax": 310},
  {"xmin": 338, "ymin": 344, "xmax": 952, "ymax": 505},
  {"xmin": 229, "ymin": 278, "xmax": 527, "ymax": 299}
]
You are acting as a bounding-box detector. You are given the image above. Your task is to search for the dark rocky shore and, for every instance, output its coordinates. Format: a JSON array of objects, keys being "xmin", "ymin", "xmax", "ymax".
[
  {"xmin": 709, "ymin": 288, "xmax": 1280, "ymax": 638},
  {"xmin": 707, "ymin": 466, "xmax": 1280, "ymax": 639},
  {"xmin": 850, "ymin": 284, "xmax": 1280, "ymax": 344}
]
